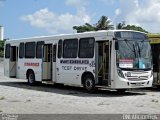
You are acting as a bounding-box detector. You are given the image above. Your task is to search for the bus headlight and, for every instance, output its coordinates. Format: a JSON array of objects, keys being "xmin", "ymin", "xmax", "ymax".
[
  {"xmin": 117, "ymin": 68, "xmax": 125, "ymax": 78},
  {"xmin": 126, "ymin": 72, "xmax": 131, "ymax": 77}
]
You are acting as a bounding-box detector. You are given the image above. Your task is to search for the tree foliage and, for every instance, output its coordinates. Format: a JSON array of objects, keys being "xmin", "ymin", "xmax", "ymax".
[
  {"xmin": 123, "ymin": 25, "xmax": 148, "ymax": 33},
  {"xmin": 0, "ymin": 40, "xmax": 4, "ymax": 57},
  {"xmin": 116, "ymin": 21, "xmax": 125, "ymax": 29},
  {"xmin": 95, "ymin": 16, "xmax": 114, "ymax": 30},
  {"xmin": 116, "ymin": 22, "xmax": 148, "ymax": 33},
  {"xmin": 73, "ymin": 23, "xmax": 96, "ymax": 33},
  {"xmin": 73, "ymin": 16, "xmax": 113, "ymax": 33}
]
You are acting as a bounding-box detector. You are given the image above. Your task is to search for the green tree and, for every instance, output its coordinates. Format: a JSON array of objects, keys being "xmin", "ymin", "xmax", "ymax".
[
  {"xmin": 0, "ymin": 40, "xmax": 4, "ymax": 57},
  {"xmin": 117, "ymin": 22, "xmax": 148, "ymax": 33},
  {"xmin": 116, "ymin": 21, "xmax": 125, "ymax": 29},
  {"xmin": 73, "ymin": 16, "xmax": 114, "ymax": 33},
  {"xmin": 73, "ymin": 23, "xmax": 96, "ymax": 33},
  {"xmin": 95, "ymin": 16, "xmax": 114, "ymax": 30},
  {"xmin": 123, "ymin": 25, "xmax": 148, "ymax": 33}
]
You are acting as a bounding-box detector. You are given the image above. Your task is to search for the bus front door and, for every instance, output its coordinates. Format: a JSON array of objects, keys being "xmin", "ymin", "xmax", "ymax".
[
  {"xmin": 97, "ymin": 41, "xmax": 111, "ymax": 86},
  {"xmin": 42, "ymin": 44, "xmax": 52, "ymax": 81}
]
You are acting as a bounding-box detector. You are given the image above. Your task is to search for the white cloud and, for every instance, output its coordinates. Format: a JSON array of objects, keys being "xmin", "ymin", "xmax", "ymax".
[
  {"xmin": 21, "ymin": 0, "xmax": 91, "ymax": 34},
  {"xmin": 133, "ymin": 0, "xmax": 139, "ymax": 8},
  {"xmin": 115, "ymin": 9, "xmax": 121, "ymax": 16},
  {"xmin": 114, "ymin": 0, "xmax": 160, "ymax": 33},
  {"xmin": 21, "ymin": 8, "xmax": 91, "ymax": 34},
  {"xmin": 20, "ymin": 0, "xmax": 160, "ymax": 34},
  {"xmin": 125, "ymin": 0, "xmax": 160, "ymax": 33}
]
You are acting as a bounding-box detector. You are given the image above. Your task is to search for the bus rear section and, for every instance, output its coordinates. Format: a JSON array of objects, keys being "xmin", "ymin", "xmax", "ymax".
[
  {"xmin": 4, "ymin": 40, "xmax": 57, "ymax": 85},
  {"xmin": 149, "ymin": 34, "xmax": 160, "ymax": 88},
  {"xmin": 4, "ymin": 44, "xmax": 18, "ymax": 78}
]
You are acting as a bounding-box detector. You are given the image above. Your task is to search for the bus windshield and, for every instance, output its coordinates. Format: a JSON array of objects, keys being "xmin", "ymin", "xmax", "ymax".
[{"xmin": 116, "ymin": 39, "xmax": 152, "ymax": 70}]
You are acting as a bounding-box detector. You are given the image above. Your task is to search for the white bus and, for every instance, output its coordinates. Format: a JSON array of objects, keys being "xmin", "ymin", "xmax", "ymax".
[{"xmin": 4, "ymin": 30, "xmax": 153, "ymax": 92}]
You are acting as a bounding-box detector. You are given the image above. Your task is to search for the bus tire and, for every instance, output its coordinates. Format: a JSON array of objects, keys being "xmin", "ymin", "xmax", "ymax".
[
  {"xmin": 27, "ymin": 71, "xmax": 36, "ymax": 86},
  {"xmin": 117, "ymin": 89, "xmax": 126, "ymax": 93},
  {"xmin": 83, "ymin": 74, "xmax": 96, "ymax": 93},
  {"xmin": 156, "ymin": 85, "xmax": 160, "ymax": 89}
]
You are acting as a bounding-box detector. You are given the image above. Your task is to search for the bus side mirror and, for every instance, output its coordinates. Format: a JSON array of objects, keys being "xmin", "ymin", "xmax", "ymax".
[{"xmin": 115, "ymin": 41, "xmax": 119, "ymax": 50}]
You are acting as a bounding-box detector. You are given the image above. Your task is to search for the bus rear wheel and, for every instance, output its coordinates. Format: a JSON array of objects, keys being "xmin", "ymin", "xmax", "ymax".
[
  {"xmin": 27, "ymin": 71, "xmax": 36, "ymax": 86},
  {"xmin": 83, "ymin": 74, "xmax": 96, "ymax": 93}
]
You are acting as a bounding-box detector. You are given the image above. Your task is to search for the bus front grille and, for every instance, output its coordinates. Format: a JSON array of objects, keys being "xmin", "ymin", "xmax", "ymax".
[{"xmin": 127, "ymin": 76, "xmax": 149, "ymax": 81}]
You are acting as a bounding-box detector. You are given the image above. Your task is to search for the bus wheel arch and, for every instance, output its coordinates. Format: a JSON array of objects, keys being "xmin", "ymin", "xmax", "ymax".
[
  {"xmin": 81, "ymin": 72, "xmax": 96, "ymax": 93},
  {"xmin": 26, "ymin": 69, "xmax": 36, "ymax": 86}
]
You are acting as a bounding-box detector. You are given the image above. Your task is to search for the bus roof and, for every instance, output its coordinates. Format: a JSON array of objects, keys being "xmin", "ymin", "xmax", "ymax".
[{"xmin": 5, "ymin": 30, "xmax": 147, "ymax": 43}]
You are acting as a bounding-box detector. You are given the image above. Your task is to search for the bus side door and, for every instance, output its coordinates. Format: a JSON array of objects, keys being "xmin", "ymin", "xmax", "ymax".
[
  {"xmin": 10, "ymin": 46, "xmax": 18, "ymax": 77},
  {"xmin": 42, "ymin": 44, "xmax": 52, "ymax": 80},
  {"xmin": 4, "ymin": 44, "xmax": 10, "ymax": 77},
  {"xmin": 4, "ymin": 44, "xmax": 18, "ymax": 78},
  {"xmin": 52, "ymin": 44, "xmax": 57, "ymax": 82},
  {"xmin": 42, "ymin": 43, "xmax": 57, "ymax": 82}
]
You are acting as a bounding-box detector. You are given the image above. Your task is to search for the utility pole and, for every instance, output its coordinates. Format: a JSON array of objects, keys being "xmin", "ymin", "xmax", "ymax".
[{"xmin": 0, "ymin": 26, "xmax": 4, "ymax": 41}]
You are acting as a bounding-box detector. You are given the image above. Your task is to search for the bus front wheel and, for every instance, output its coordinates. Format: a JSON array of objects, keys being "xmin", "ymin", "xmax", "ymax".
[
  {"xmin": 117, "ymin": 89, "xmax": 126, "ymax": 93},
  {"xmin": 83, "ymin": 74, "xmax": 96, "ymax": 93},
  {"xmin": 27, "ymin": 71, "xmax": 36, "ymax": 86}
]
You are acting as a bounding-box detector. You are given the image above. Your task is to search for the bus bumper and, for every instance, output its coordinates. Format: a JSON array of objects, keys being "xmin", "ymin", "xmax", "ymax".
[{"xmin": 112, "ymin": 77, "xmax": 153, "ymax": 89}]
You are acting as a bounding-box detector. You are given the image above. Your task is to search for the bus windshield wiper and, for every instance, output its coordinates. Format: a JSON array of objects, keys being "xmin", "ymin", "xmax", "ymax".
[
  {"xmin": 137, "ymin": 43, "xmax": 141, "ymax": 58},
  {"xmin": 132, "ymin": 44, "xmax": 137, "ymax": 58},
  {"xmin": 137, "ymin": 40, "xmax": 145, "ymax": 58}
]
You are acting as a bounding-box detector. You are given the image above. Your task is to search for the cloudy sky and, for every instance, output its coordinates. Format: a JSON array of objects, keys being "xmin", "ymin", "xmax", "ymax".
[{"xmin": 0, "ymin": 0, "xmax": 160, "ymax": 39}]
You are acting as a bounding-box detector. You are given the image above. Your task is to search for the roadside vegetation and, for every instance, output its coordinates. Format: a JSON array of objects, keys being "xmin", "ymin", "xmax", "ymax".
[
  {"xmin": 0, "ymin": 96, "xmax": 5, "ymax": 100},
  {"xmin": 0, "ymin": 40, "xmax": 4, "ymax": 57},
  {"xmin": 73, "ymin": 16, "xmax": 148, "ymax": 33}
]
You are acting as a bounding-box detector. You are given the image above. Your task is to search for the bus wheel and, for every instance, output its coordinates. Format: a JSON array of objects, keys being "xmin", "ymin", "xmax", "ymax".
[
  {"xmin": 117, "ymin": 89, "xmax": 126, "ymax": 93},
  {"xmin": 156, "ymin": 85, "xmax": 160, "ymax": 89},
  {"xmin": 28, "ymin": 71, "xmax": 36, "ymax": 86},
  {"xmin": 83, "ymin": 74, "xmax": 96, "ymax": 93}
]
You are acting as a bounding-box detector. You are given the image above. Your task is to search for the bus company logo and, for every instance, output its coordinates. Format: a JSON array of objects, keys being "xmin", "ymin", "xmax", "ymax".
[
  {"xmin": 24, "ymin": 62, "xmax": 40, "ymax": 67},
  {"xmin": 60, "ymin": 60, "xmax": 89, "ymax": 65}
]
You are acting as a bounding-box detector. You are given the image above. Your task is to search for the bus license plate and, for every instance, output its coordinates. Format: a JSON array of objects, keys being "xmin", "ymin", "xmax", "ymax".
[{"xmin": 135, "ymin": 82, "xmax": 144, "ymax": 86}]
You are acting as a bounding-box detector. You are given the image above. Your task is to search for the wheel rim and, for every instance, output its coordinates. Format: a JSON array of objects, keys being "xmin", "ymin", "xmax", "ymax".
[
  {"xmin": 85, "ymin": 78, "xmax": 93, "ymax": 90},
  {"xmin": 29, "ymin": 73, "xmax": 34, "ymax": 83}
]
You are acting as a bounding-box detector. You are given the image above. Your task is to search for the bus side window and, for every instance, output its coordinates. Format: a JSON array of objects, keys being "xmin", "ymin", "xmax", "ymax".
[
  {"xmin": 5, "ymin": 44, "xmax": 10, "ymax": 59},
  {"xmin": 19, "ymin": 43, "xmax": 24, "ymax": 58},
  {"xmin": 58, "ymin": 40, "xmax": 62, "ymax": 58},
  {"xmin": 25, "ymin": 42, "xmax": 36, "ymax": 58},
  {"xmin": 10, "ymin": 46, "xmax": 16, "ymax": 61},
  {"xmin": 36, "ymin": 41, "xmax": 44, "ymax": 58},
  {"xmin": 79, "ymin": 37, "xmax": 95, "ymax": 58},
  {"xmin": 63, "ymin": 39, "xmax": 78, "ymax": 58}
]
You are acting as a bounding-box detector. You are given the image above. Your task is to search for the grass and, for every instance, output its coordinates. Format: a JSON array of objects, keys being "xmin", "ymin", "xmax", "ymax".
[
  {"xmin": 0, "ymin": 96, "xmax": 5, "ymax": 100},
  {"xmin": 0, "ymin": 51, "xmax": 4, "ymax": 57}
]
